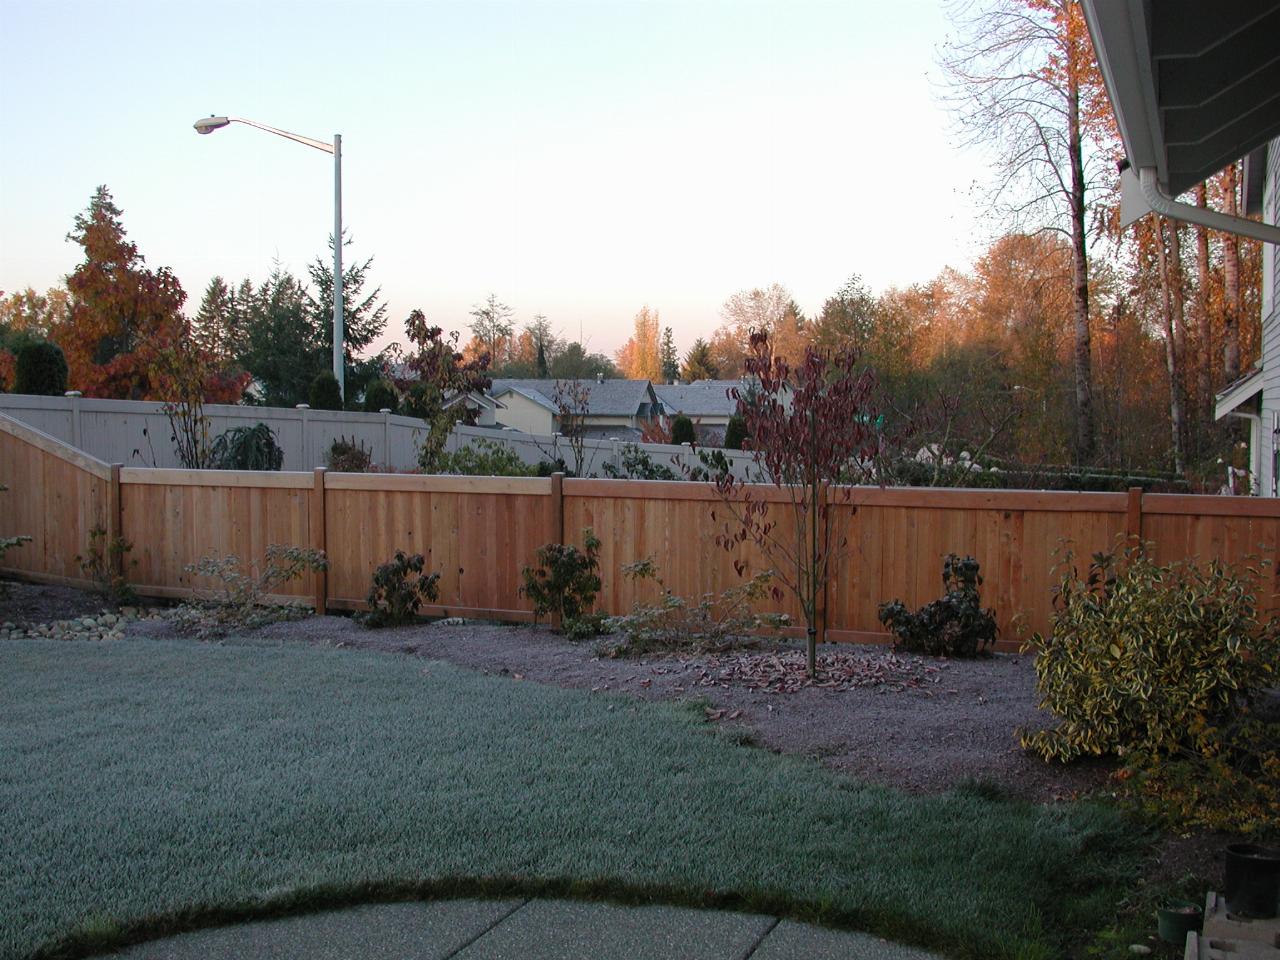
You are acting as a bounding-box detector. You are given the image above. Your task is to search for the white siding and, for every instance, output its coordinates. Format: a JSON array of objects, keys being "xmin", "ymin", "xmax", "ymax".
[{"xmin": 1261, "ymin": 139, "xmax": 1280, "ymax": 495}]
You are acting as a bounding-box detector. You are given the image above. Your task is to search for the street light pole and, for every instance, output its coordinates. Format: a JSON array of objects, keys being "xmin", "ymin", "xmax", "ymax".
[{"xmin": 194, "ymin": 115, "xmax": 346, "ymax": 400}]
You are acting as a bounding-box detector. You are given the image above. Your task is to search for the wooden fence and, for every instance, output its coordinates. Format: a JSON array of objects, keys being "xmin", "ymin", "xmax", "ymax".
[{"xmin": 3, "ymin": 412, "xmax": 1278, "ymax": 649}]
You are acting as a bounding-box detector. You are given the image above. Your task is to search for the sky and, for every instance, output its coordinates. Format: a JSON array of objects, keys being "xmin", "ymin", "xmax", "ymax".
[{"xmin": 0, "ymin": 0, "xmax": 994, "ymax": 359}]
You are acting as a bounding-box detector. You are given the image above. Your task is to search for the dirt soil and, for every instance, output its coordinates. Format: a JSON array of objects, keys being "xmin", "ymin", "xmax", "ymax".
[
  {"xmin": 0, "ymin": 579, "xmax": 111, "ymax": 629},
  {"xmin": 125, "ymin": 611, "xmax": 1115, "ymax": 804}
]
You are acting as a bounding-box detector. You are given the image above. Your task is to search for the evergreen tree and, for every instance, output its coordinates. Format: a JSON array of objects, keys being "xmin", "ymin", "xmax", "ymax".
[
  {"xmin": 239, "ymin": 269, "xmax": 321, "ymax": 406},
  {"xmin": 307, "ymin": 235, "xmax": 389, "ymax": 400},
  {"xmin": 671, "ymin": 414, "xmax": 696, "ymax": 445},
  {"xmin": 660, "ymin": 327, "xmax": 679, "ymax": 382},
  {"xmin": 193, "ymin": 276, "xmax": 245, "ymax": 366},
  {"xmin": 681, "ymin": 338, "xmax": 718, "ymax": 381}
]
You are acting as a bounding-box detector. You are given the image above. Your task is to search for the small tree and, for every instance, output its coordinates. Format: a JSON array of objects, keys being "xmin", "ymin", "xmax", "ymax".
[
  {"xmin": 14, "ymin": 341, "xmax": 68, "ymax": 395},
  {"xmin": 363, "ymin": 378, "xmax": 398, "ymax": 413},
  {"xmin": 392, "ymin": 310, "xmax": 492, "ymax": 470},
  {"xmin": 553, "ymin": 379, "xmax": 592, "ymax": 474},
  {"xmin": 699, "ymin": 332, "xmax": 888, "ymax": 676},
  {"xmin": 309, "ymin": 371, "xmax": 343, "ymax": 411},
  {"xmin": 670, "ymin": 414, "xmax": 695, "ymax": 445},
  {"xmin": 724, "ymin": 414, "xmax": 747, "ymax": 450}
]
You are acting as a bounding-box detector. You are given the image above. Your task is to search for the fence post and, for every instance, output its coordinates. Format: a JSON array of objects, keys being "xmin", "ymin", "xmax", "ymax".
[
  {"xmin": 1126, "ymin": 486, "xmax": 1144, "ymax": 547},
  {"xmin": 66, "ymin": 391, "xmax": 83, "ymax": 450},
  {"xmin": 815, "ymin": 483, "xmax": 828, "ymax": 647},
  {"xmin": 312, "ymin": 467, "xmax": 328, "ymax": 613},
  {"xmin": 296, "ymin": 404, "xmax": 311, "ymax": 469},
  {"xmin": 108, "ymin": 463, "xmax": 123, "ymax": 579},
  {"xmin": 550, "ymin": 471, "xmax": 565, "ymax": 630},
  {"xmin": 381, "ymin": 408, "xmax": 392, "ymax": 469}
]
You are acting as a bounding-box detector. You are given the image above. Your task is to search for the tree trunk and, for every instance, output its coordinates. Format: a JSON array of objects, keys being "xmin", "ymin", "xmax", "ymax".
[
  {"xmin": 1193, "ymin": 185, "xmax": 1213, "ymax": 418},
  {"xmin": 1066, "ymin": 66, "xmax": 1096, "ymax": 464},
  {"xmin": 1223, "ymin": 162, "xmax": 1242, "ymax": 382},
  {"xmin": 1155, "ymin": 218, "xmax": 1186, "ymax": 475}
]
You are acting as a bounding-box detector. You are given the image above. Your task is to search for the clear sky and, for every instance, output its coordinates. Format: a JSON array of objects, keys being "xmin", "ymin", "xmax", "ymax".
[{"xmin": 0, "ymin": 0, "xmax": 992, "ymax": 358}]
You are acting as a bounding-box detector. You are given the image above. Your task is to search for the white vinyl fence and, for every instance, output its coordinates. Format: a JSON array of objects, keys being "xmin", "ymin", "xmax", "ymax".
[{"xmin": 0, "ymin": 394, "xmax": 763, "ymax": 478}]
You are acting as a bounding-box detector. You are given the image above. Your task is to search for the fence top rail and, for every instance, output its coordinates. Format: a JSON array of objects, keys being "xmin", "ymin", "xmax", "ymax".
[
  {"xmin": 1141, "ymin": 493, "xmax": 1280, "ymax": 518},
  {"xmin": 120, "ymin": 468, "xmax": 314, "ymax": 489},
  {"xmin": 0, "ymin": 412, "xmax": 112, "ymax": 480},
  {"xmin": 326, "ymin": 472, "xmax": 552, "ymax": 496}
]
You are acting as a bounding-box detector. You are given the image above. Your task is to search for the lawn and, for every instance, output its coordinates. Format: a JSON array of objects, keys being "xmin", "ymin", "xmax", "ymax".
[{"xmin": 0, "ymin": 637, "xmax": 1143, "ymax": 960}]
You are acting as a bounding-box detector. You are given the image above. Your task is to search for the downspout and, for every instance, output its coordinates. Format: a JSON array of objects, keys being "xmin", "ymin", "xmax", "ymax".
[
  {"xmin": 1125, "ymin": 166, "xmax": 1280, "ymax": 246},
  {"xmin": 1227, "ymin": 412, "xmax": 1263, "ymax": 495}
]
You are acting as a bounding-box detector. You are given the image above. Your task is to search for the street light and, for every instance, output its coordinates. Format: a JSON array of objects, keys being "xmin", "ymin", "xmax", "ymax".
[{"xmin": 193, "ymin": 114, "xmax": 345, "ymax": 400}]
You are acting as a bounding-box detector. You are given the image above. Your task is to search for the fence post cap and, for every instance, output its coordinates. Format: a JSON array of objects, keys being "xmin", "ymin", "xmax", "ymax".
[
  {"xmin": 295, "ymin": 404, "xmax": 310, "ymax": 410},
  {"xmin": 380, "ymin": 408, "xmax": 392, "ymax": 414},
  {"xmin": 64, "ymin": 390, "xmax": 83, "ymax": 398}
]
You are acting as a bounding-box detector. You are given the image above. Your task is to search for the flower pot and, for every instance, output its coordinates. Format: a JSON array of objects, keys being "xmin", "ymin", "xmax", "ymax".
[
  {"xmin": 1224, "ymin": 843, "xmax": 1280, "ymax": 919},
  {"xmin": 1156, "ymin": 900, "xmax": 1202, "ymax": 945}
]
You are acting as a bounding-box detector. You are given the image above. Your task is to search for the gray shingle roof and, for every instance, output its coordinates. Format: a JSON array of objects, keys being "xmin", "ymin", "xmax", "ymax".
[
  {"xmin": 490, "ymin": 379, "xmax": 655, "ymax": 416},
  {"xmin": 654, "ymin": 382, "xmax": 742, "ymax": 418}
]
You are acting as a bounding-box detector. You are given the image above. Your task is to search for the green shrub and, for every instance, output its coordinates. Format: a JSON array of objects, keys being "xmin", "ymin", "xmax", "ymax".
[
  {"xmin": 435, "ymin": 439, "xmax": 533, "ymax": 477},
  {"xmin": 1021, "ymin": 544, "xmax": 1280, "ymax": 764},
  {"xmin": 724, "ymin": 414, "xmax": 747, "ymax": 450},
  {"xmin": 326, "ymin": 435, "xmax": 373, "ymax": 472},
  {"xmin": 174, "ymin": 544, "xmax": 327, "ymax": 638},
  {"xmin": 360, "ymin": 550, "xmax": 441, "ymax": 628},
  {"xmin": 14, "ymin": 341, "xmax": 68, "ymax": 396},
  {"xmin": 209, "ymin": 423, "xmax": 284, "ymax": 471},
  {"xmin": 605, "ymin": 558, "xmax": 787, "ymax": 657},
  {"xmin": 601, "ymin": 444, "xmax": 677, "ymax": 480},
  {"xmin": 75, "ymin": 526, "xmax": 137, "ymax": 609},
  {"xmin": 363, "ymin": 379, "xmax": 399, "ymax": 413},
  {"xmin": 670, "ymin": 414, "xmax": 695, "ymax": 445},
  {"xmin": 878, "ymin": 554, "xmax": 997, "ymax": 657},
  {"xmin": 308, "ymin": 371, "xmax": 343, "ymax": 411},
  {"xmin": 520, "ymin": 528, "xmax": 602, "ymax": 635}
]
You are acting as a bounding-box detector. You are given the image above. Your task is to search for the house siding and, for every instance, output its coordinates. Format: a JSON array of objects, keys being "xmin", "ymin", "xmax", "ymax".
[{"xmin": 1260, "ymin": 139, "xmax": 1280, "ymax": 495}]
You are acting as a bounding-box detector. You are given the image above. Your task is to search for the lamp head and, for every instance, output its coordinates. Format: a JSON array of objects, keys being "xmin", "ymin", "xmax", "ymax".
[{"xmin": 193, "ymin": 116, "xmax": 231, "ymax": 135}]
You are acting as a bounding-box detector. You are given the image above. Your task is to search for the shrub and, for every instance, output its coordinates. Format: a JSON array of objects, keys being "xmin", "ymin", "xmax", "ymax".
[
  {"xmin": 75, "ymin": 526, "xmax": 137, "ymax": 609},
  {"xmin": 1021, "ymin": 544, "xmax": 1280, "ymax": 765},
  {"xmin": 601, "ymin": 444, "xmax": 677, "ymax": 480},
  {"xmin": 435, "ymin": 439, "xmax": 534, "ymax": 477},
  {"xmin": 724, "ymin": 414, "xmax": 747, "ymax": 450},
  {"xmin": 520, "ymin": 529, "xmax": 603, "ymax": 635},
  {"xmin": 360, "ymin": 550, "xmax": 441, "ymax": 628},
  {"xmin": 173, "ymin": 544, "xmax": 327, "ymax": 637},
  {"xmin": 878, "ymin": 554, "xmax": 997, "ymax": 657},
  {"xmin": 308, "ymin": 371, "xmax": 343, "ymax": 411},
  {"xmin": 209, "ymin": 423, "xmax": 284, "ymax": 471},
  {"xmin": 670, "ymin": 414, "xmax": 695, "ymax": 445},
  {"xmin": 327, "ymin": 435, "xmax": 373, "ymax": 472},
  {"xmin": 535, "ymin": 458, "xmax": 571, "ymax": 477},
  {"xmin": 606, "ymin": 558, "xmax": 787, "ymax": 657},
  {"xmin": 363, "ymin": 379, "xmax": 399, "ymax": 413},
  {"xmin": 14, "ymin": 341, "xmax": 68, "ymax": 396}
]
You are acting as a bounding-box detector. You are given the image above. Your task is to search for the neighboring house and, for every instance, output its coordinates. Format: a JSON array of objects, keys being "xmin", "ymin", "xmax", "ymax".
[
  {"xmin": 1083, "ymin": 2, "xmax": 1280, "ymax": 494},
  {"xmin": 488, "ymin": 378, "xmax": 662, "ymax": 440},
  {"xmin": 654, "ymin": 381, "xmax": 742, "ymax": 445}
]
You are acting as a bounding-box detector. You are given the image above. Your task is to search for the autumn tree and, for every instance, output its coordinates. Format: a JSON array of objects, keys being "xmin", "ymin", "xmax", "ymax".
[
  {"xmin": 708, "ymin": 283, "xmax": 798, "ymax": 374},
  {"xmin": 56, "ymin": 186, "xmax": 188, "ymax": 398},
  {"xmin": 681, "ymin": 338, "xmax": 718, "ymax": 381},
  {"xmin": 941, "ymin": 0, "xmax": 1110, "ymax": 463},
  {"xmin": 702, "ymin": 332, "xmax": 885, "ymax": 676},
  {"xmin": 0, "ymin": 287, "xmax": 70, "ymax": 344},
  {"xmin": 615, "ymin": 306, "xmax": 662, "ymax": 380}
]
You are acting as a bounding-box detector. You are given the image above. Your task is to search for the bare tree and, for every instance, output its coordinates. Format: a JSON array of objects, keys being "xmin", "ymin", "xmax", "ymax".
[
  {"xmin": 469, "ymin": 294, "xmax": 514, "ymax": 367},
  {"xmin": 940, "ymin": 0, "xmax": 1108, "ymax": 463}
]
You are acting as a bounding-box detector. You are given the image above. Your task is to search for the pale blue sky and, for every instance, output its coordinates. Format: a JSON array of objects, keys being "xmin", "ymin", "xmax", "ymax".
[{"xmin": 0, "ymin": 0, "xmax": 991, "ymax": 357}]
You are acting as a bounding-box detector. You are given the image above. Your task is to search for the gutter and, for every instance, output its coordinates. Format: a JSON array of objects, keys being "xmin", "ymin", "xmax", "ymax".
[{"xmin": 1122, "ymin": 165, "xmax": 1280, "ymax": 245}]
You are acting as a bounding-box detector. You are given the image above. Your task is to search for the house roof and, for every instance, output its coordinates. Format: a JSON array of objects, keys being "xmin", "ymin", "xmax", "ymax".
[
  {"xmin": 489, "ymin": 379, "xmax": 657, "ymax": 417},
  {"xmin": 1082, "ymin": 1, "xmax": 1280, "ymax": 197},
  {"xmin": 1214, "ymin": 366, "xmax": 1265, "ymax": 420},
  {"xmin": 654, "ymin": 382, "xmax": 742, "ymax": 418}
]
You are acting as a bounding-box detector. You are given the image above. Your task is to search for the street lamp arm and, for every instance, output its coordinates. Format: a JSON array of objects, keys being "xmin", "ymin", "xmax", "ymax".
[{"xmin": 223, "ymin": 116, "xmax": 335, "ymax": 154}]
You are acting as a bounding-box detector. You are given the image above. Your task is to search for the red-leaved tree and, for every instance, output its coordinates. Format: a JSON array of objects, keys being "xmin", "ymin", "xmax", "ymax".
[{"xmin": 705, "ymin": 332, "xmax": 889, "ymax": 676}]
